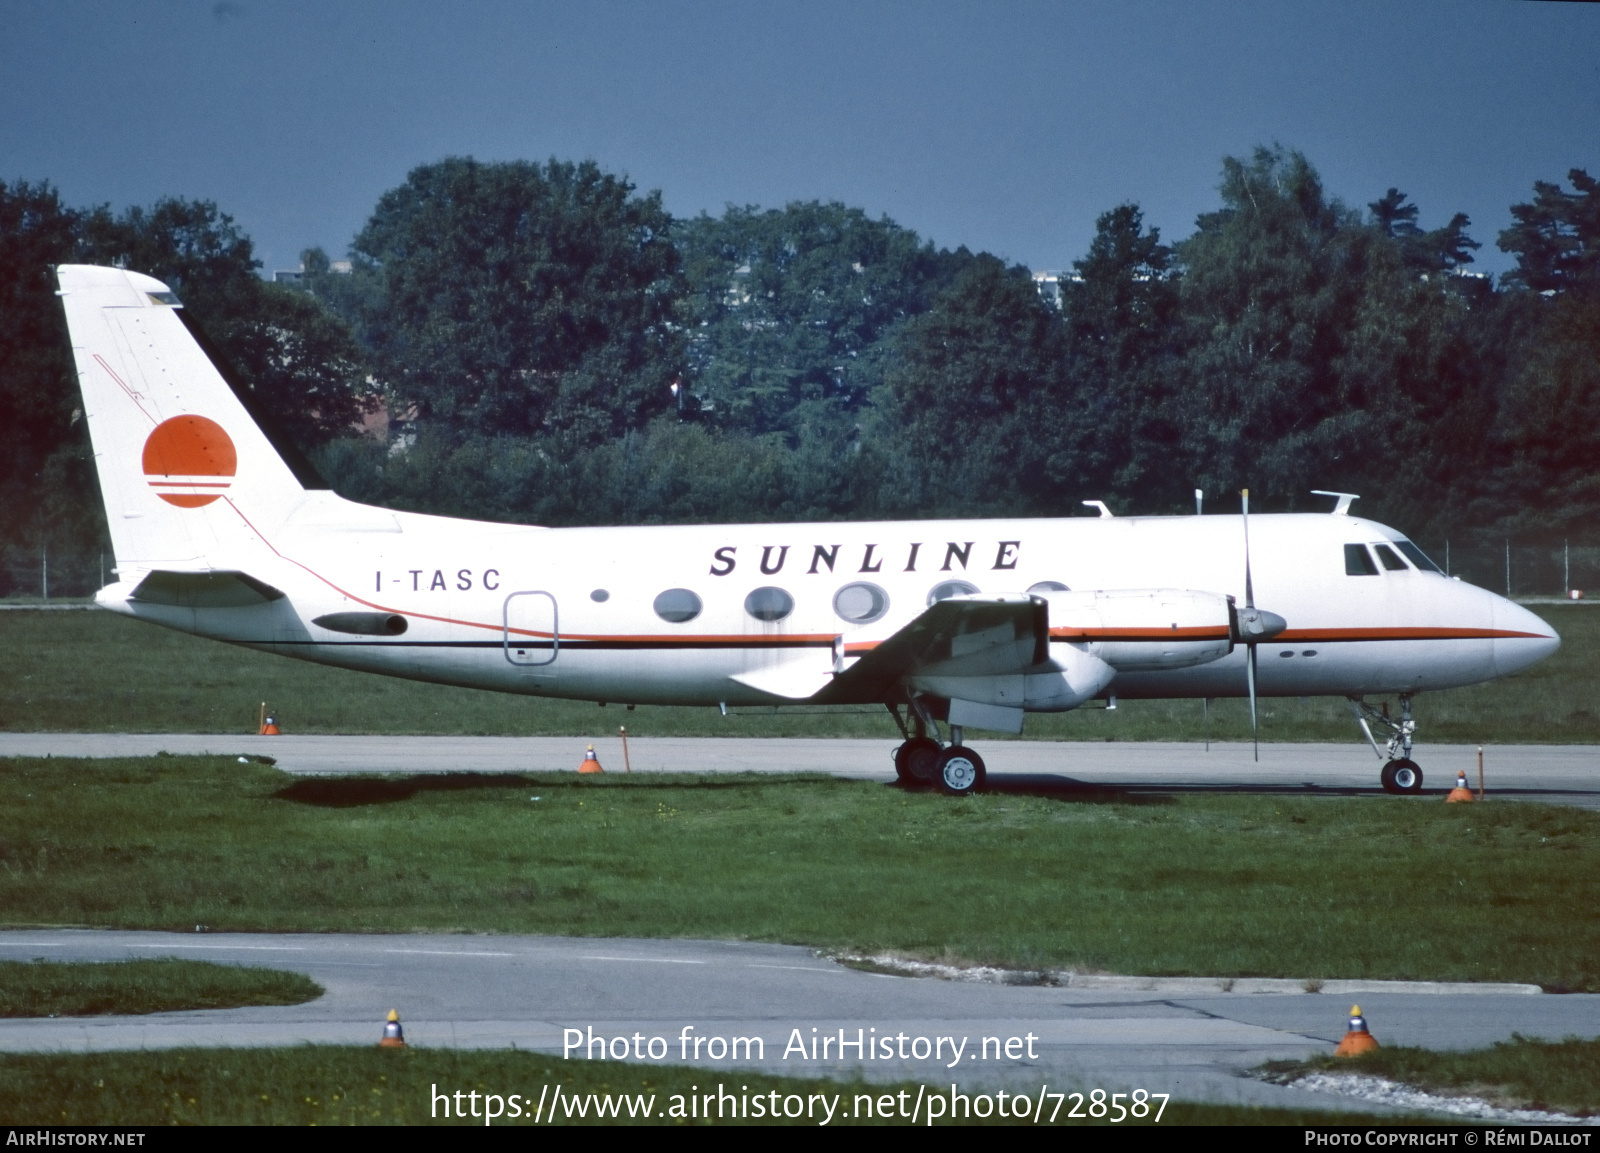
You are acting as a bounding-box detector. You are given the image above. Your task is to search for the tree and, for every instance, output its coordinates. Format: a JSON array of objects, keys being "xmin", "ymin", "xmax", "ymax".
[
  {"xmin": 1056, "ymin": 204, "xmax": 1183, "ymax": 503},
  {"xmin": 1499, "ymin": 169, "xmax": 1600, "ymax": 296},
  {"xmin": 678, "ymin": 202, "xmax": 971, "ymax": 437},
  {"xmin": 1369, "ymin": 188, "xmax": 1480, "ymax": 273},
  {"xmin": 1173, "ymin": 147, "xmax": 1391, "ymax": 504},
  {"xmin": 353, "ymin": 158, "xmax": 685, "ymax": 442},
  {"xmin": 0, "ymin": 181, "xmax": 104, "ymax": 594},
  {"xmin": 876, "ymin": 255, "xmax": 1068, "ymax": 515}
]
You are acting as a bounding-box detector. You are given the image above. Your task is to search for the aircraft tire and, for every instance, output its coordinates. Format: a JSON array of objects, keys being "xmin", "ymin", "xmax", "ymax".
[
  {"xmin": 936, "ymin": 746, "xmax": 986, "ymax": 796},
  {"xmin": 894, "ymin": 737, "xmax": 942, "ymax": 785},
  {"xmin": 1380, "ymin": 758, "xmax": 1424, "ymax": 794}
]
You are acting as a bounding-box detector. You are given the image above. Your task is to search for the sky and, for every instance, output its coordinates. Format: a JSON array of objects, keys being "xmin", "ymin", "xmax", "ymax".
[{"xmin": 3, "ymin": 1, "xmax": 1596, "ymax": 278}]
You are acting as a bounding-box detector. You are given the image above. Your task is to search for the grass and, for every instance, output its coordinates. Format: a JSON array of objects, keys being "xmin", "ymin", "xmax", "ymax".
[
  {"xmin": 0, "ymin": 604, "xmax": 1593, "ymax": 742},
  {"xmin": 0, "ymin": 959, "xmax": 321, "ymax": 1017},
  {"xmin": 3, "ymin": 756, "xmax": 1598, "ymax": 988},
  {"xmin": 1265, "ymin": 1036, "xmax": 1600, "ymax": 1118},
  {"xmin": 0, "ymin": 1046, "xmax": 1435, "ymax": 1126}
]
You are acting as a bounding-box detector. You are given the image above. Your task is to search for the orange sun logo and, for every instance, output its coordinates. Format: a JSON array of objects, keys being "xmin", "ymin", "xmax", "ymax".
[{"xmin": 142, "ymin": 416, "xmax": 237, "ymax": 507}]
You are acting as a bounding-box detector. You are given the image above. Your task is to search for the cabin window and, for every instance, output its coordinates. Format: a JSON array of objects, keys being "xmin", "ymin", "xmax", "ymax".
[
  {"xmin": 590, "ymin": 589, "xmax": 610, "ymax": 602},
  {"xmin": 653, "ymin": 588, "xmax": 702, "ymax": 623},
  {"xmin": 833, "ymin": 582, "xmax": 889, "ymax": 625},
  {"xmin": 927, "ymin": 580, "xmax": 979, "ymax": 605},
  {"xmin": 1027, "ymin": 580, "xmax": 1070, "ymax": 594},
  {"xmin": 1373, "ymin": 544, "xmax": 1407, "ymax": 571},
  {"xmin": 1344, "ymin": 544, "xmax": 1379, "ymax": 576},
  {"xmin": 744, "ymin": 586, "xmax": 794, "ymax": 622},
  {"xmin": 1395, "ymin": 540, "xmax": 1444, "ymax": 573}
]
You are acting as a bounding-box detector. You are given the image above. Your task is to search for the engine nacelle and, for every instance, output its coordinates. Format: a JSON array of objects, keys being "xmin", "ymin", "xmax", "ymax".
[
  {"xmin": 1037, "ymin": 588, "xmax": 1234, "ymax": 671},
  {"xmin": 910, "ymin": 638, "xmax": 1116, "ymax": 714}
]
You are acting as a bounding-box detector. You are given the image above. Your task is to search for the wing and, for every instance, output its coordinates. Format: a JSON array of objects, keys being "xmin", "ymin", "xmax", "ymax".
[{"xmin": 813, "ymin": 594, "xmax": 1047, "ymax": 704}]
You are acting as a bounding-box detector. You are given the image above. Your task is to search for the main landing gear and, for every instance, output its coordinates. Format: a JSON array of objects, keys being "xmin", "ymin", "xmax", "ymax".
[
  {"xmin": 1348, "ymin": 694, "xmax": 1423, "ymax": 794},
  {"xmin": 889, "ymin": 702, "xmax": 988, "ymax": 796}
]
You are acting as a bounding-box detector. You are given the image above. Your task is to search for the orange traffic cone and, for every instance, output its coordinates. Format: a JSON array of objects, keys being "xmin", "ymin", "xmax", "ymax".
[
  {"xmin": 1333, "ymin": 1005, "xmax": 1379, "ymax": 1057},
  {"xmin": 1447, "ymin": 771, "xmax": 1475, "ymax": 803},
  {"xmin": 379, "ymin": 1009, "xmax": 405, "ymax": 1048},
  {"xmin": 578, "ymin": 744, "xmax": 604, "ymax": 773},
  {"xmin": 260, "ymin": 714, "xmax": 280, "ymax": 736}
]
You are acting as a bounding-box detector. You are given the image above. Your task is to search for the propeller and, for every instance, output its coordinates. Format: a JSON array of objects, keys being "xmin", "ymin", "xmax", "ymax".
[{"xmin": 1237, "ymin": 488, "xmax": 1288, "ymax": 761}]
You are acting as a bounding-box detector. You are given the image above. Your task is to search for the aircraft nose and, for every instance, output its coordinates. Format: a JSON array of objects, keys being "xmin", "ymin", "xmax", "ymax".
[{"xmin": 1492, "ymin": 598, "xmax": 1560, "ymax": 677}]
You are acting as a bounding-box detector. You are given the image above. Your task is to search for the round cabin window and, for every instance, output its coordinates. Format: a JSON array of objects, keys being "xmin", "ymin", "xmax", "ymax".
[
  {"xmin": 833, "ymin": 582, "xmax": 889, "ymax": 625},
  {"xmin": 653, "ymin": 588, "xmax": 702, "ymax": 623},
  {"xmin": 927, "ymin": 580, "xmax": 979, "ymax": 606},
  {"xmin": 744, "ymin": 586, "xmax": 794, "ymax": 622}
]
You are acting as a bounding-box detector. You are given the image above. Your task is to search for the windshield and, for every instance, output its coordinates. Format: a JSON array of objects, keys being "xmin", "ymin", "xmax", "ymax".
[{"xmin": 1394, "ymin": 540, "xmax": 1444, "ymax": 574}]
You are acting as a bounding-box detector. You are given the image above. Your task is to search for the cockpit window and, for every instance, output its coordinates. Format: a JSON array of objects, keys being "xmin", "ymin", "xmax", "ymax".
[
  {"xmin": 1372, "ymin": 544, "xmax": 1407, "ymax": 571},
  {"xmin": 1344, "ymin": 544, "xmax": 1379, "ymax": 576},
  {"xmin": 1394, "ymin": 540, "xmax": 1443, "ymax": 573}
]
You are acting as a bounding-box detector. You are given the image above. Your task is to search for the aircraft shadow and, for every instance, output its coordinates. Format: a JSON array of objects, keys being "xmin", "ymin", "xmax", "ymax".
[{"xmin": 272, "ymin": 771, "xmax": 840, "ymax": 808}]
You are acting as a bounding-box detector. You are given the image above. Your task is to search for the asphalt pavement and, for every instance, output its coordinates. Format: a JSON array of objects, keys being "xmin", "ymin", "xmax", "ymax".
[
  {"xmin": 2, "ymin": 930, "xmax": 1591, "ymax": 1115},
  {"xmin": 2, "ymin": 734, "xmax": 1596, "ymax": 807}
]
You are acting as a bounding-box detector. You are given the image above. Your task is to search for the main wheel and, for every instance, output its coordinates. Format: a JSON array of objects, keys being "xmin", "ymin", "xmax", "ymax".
[
  {"xmin": 936, "ymin": 746, "xmax": 986, "ymax": 796},
  {"xmin": 1380, "ymin": 758, "xmax": 1424, "ymax": 794},
  {"xmin": 894, "ymin": 737, "xmax": 941, "ymax": 785}
]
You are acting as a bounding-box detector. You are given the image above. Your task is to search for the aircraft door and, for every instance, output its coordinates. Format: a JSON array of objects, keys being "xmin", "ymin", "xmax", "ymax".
[{"xmin": 503, "ymin": 591, "xmax": 558, "ymax": 666}]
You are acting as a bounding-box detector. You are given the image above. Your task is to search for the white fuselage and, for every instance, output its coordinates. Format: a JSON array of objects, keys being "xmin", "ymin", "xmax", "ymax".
[{"xmin": 96, "ymin": 493, "xmax": 1558, "ymax": 710}]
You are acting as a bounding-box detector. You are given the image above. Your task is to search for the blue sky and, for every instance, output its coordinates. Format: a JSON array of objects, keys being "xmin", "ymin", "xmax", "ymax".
[{"xmin": 3, "ymin": 1, "xmax": 1596, "ymax": 277}]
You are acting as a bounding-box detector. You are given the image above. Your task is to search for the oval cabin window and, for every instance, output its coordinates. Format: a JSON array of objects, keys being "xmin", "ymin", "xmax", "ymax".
[
  {"xmin": 833, "ymin": 582, "xmax": 889, "ymax": 625},
  {"xmin": 653, "ymin": 588, "xmax": 703, "ymax": 623},
  {"xmin": 744, "ymin": 586, "xmax": 794, "ymax": 622}
]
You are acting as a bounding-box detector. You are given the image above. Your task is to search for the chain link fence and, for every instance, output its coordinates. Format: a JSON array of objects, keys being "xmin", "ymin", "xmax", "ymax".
[{"xmin": 1419, "ymin": 542, "xmax": 1600, "ymax": 599}]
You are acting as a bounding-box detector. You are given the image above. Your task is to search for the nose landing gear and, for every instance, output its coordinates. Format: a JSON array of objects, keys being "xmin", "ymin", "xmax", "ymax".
[{"xmin": 1348, "ymin": 694, "xmax": 1424, "ymax": 794}]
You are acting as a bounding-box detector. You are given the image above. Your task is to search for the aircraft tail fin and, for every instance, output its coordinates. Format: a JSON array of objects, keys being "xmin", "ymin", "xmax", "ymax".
[{"xmin": 55, "ymin": 264, "xmax": 316, "ymax": 574}]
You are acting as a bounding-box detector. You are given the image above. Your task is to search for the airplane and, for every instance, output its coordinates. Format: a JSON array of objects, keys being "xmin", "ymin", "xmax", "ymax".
[{"xmin": 54, "ymin": 264, "xmax": 1561, "ymax": 796}]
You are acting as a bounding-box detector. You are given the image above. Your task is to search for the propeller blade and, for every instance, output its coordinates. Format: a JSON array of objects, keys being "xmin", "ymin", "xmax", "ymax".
[
  {"xmin": 1241, "ymin": 487, "xmax": 1254, "ymax": 610},
  {"xmin": 1247, "ymin": 643, "xmax": 1259, "ymax": 762},
  {"xmin": 1241, "ymin": 486, "xmax": 1259, "ymax": 761}
]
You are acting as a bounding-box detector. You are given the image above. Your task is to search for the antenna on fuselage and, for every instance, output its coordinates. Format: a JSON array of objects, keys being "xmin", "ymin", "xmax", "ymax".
[{"xmin": 1310, "ymin": 490, "xmax": 1359, "ymax": 515}]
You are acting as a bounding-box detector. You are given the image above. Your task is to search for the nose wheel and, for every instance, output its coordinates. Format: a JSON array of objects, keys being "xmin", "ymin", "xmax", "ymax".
[
  {"xmin": 1380, "ymin": 758, "xmax": 1423, "ymax": 794},
  {"xmin": 1349, "ymin": 695, "xmax": 1425, "ymax": 794}
]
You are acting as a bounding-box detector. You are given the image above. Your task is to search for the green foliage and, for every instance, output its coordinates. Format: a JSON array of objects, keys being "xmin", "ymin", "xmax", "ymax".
[
  {"xmin": 1173, "ymin": 147, "xmax": 1390, "ymax": 503},
  {"xmin": 1498, "ymin": 168, "xmax": 1600, "ymax": 296},
  {"xmin": 1057, "ymin": 205, "xmax": 1184, "ymax": 503},
  {"xmin": 354, "ymin": 158, "xmax": 685, "ymax": 442},
  {"xmin": 878, "ymin": 256, "xmax": 1070, "ymax": 515},
  {"xmin": 0, "ymin": 181, "xmax": 111, "ymax": 597},
  {"xmin": 0, "ymin": 959, "xmax": 321, "ymax": 1018},
  {"xmin": 679, "ymin": 202, "xmax": 970, "ymax": 435}
]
